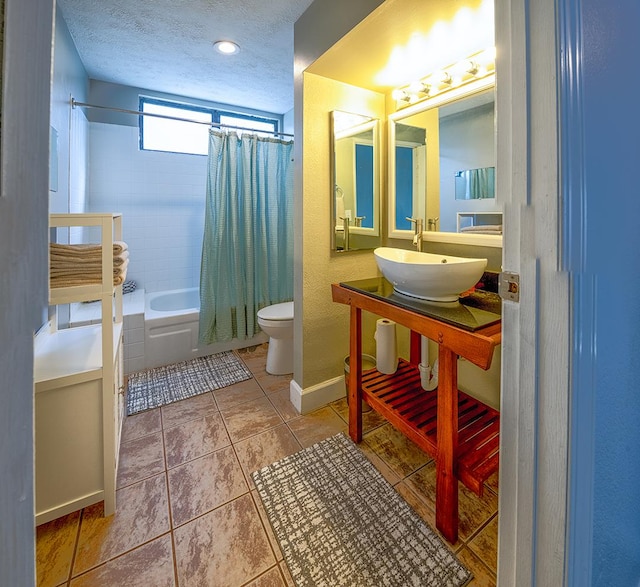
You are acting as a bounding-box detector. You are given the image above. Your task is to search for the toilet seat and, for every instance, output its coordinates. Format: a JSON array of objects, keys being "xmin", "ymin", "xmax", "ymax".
[{"xmin": 257, "ymin": 301, "xmax": 293, "ymax": 321}]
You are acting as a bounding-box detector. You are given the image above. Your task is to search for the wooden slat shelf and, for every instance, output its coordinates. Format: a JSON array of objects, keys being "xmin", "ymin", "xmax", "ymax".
[{"xmin": 362, "ymin": 359, "xmax": 500, "ymax": 497}]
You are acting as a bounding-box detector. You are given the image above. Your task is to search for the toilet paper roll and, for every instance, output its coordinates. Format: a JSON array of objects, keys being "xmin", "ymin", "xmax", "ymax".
[{"xmin": 374, "ymin": 318, "xmax": 398, "ymax": 374}]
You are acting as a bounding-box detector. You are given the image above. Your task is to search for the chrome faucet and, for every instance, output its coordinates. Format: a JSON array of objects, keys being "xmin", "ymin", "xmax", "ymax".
[
  {"xmin": 406, "ymin": 217, "xmax": 424, "ymax": 252},
  {"xmin": 427, "ymin": 217, "xmax": 439, "ymax": 231}
]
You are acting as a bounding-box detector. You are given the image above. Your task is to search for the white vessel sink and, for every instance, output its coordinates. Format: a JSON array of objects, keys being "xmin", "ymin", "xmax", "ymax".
[{"xmin": 373, "ymin": 247, "xmax": 488, "ymax": 302}]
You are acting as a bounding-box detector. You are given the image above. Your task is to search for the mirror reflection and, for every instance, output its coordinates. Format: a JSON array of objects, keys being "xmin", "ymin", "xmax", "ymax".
[
  {"xmin": 331, "ymin": 111, "xmax": 381, "ymax": 252},
  {"xmin": 389, "ymin": 86, "xmax": 501, "ymax": 239}
]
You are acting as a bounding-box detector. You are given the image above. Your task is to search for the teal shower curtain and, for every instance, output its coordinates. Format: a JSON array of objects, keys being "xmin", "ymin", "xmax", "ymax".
[{"xmin": 199, "ymin": 130, "xmax": 294, "ymax": 344}]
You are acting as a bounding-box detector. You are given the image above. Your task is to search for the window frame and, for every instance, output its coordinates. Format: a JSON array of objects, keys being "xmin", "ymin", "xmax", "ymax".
[{"xmin": 138, "ymin": 97, "xmax": 280, "ymax": 155}]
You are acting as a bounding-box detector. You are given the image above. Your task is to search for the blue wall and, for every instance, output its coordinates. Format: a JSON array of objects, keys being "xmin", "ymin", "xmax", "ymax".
[{"xmin": 566, "ymin": 0, "xmax": 640, "ymax": 584}]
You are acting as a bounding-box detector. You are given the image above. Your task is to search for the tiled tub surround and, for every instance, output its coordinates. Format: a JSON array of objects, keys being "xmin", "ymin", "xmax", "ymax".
[
  {"xmin": 70, "ymin": 289, "xmax": 145, "ymax": 374},
  {"xmin": 36, "ymin": 344, "xmax": 499, "ymax": 587}
]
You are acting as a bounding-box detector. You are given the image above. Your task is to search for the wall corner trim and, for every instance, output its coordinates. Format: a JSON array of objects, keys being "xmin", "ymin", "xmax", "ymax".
[{"xmin": 289, "ymin": 375, "xmax": 346, "ymax": 415}]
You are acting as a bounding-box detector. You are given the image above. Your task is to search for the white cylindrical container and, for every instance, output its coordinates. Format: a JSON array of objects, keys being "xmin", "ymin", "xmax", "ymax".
[{"xmin": 375, "ymin": 318, "xmax": 398, "ymax": 374}]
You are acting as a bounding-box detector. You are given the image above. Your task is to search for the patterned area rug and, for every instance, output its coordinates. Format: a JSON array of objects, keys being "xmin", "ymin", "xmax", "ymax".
[
  {"xmin": 252, "ymin": 433, "xmax": 472, "ymax": 587},
  {"xmin": 126, "ymin": 351, "xmax": 252, "ymax": 415}
]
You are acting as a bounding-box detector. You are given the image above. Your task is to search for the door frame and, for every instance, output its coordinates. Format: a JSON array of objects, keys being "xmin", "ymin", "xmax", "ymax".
[{"xmin": 496, "ymin": 0, "xmax": 569, "ymax": 585}]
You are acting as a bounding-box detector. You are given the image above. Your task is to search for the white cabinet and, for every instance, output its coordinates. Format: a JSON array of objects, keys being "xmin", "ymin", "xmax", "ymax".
[{"xmin": 34, "ymin": 213, "xmax": 125, "ymax": 525}]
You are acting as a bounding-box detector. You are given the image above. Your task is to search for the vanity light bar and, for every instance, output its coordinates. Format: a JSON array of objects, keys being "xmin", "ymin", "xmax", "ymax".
[{"xmin": 392, "ymin": 47, "xmax": 496, "ymax": 109}]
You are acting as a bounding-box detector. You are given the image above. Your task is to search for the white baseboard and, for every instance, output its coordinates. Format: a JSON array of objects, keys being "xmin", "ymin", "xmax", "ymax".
[{"xmin": 289, "ymin": 375, "xmax": 346, "ymax": 415}]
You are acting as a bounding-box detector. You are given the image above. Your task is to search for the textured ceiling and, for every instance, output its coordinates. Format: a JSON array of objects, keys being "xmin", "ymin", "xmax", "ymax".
[{"xmin": 56, "ymin": 0, "xmax": 316, "ymax": 115}]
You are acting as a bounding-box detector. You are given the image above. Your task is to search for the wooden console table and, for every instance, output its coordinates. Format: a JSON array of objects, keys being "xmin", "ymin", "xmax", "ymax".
[{"xmin": 332, "ymin": 278, "xmax": 502, "ymax": 543}]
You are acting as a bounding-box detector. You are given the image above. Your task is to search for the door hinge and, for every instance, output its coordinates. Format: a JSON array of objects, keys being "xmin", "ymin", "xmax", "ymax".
[{"xmin": 499, "ymin": 271, "xmax": 520, "ymax": 302}]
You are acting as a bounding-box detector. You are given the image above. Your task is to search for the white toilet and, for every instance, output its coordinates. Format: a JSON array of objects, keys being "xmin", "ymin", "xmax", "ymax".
[{"xmin": 257, "ymin": 301, "xmax": 294, "ymax": 375}]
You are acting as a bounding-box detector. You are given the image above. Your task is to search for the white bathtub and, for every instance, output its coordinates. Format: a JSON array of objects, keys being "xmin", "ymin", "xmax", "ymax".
[{"xmin": 144, "ymin": 287, "xmax": 268, "ymax": 369}]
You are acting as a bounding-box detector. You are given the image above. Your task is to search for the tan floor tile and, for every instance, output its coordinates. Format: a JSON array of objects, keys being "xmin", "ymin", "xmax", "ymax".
[
  {"xmin": 250, "ymin": 490, "xmax": 283, "ymax": 562},
  {"xmin": 213, "ymin": 377, "xmax": 265, "ymax": 411},
  {"xmin": 234, "ymin": 424, "xmax": 302, "ymax": 488},
  {"xmin": 236, "ymin": 344, "xmax": 269, "ymax": 373},
  {"xmin": 363, "ymin": 423, "xmax": 432, "ymax": 478},
  {"xmin": 221, "ymin": 396, "xmax": 284, "ymax": 442},
  {"xmin": 244, "ymin": 566, "xmax": 287, "ymax": 586},
  {"xmin": 286, "ymin": 406, "xmax": 348, "ymax": 448},
  {"xmin": 267, "ymin": 389, "xmax": 300, "ymax": 422},
  {"xmin": 357, "ymin": 441, "xmax": 402, "ymax": 486},
  {"xmin": 485, "ymin": 469, "xmax": 499, "ymax": 496},
  {"xmin": 73, "ymin": 474, "xmax": 170, "ymax": 575},
  {"xmin": 455, "ymin": 546, "xmax": 497, "ymax": 587},
  {"xmin": 168, "ymin": 446, "xmax": 248, "ymax": 527},
  {"xmin": 69, "ymin": 534, "xmax": 175, "ymax": 587},
  {"xmin": 120, "ymin": 408, "xmax": 161, "ymax": 444},
  {"xmin": 160, "ymin": 392, "xmax": 217, "ymax": 429},
  {"xmin": 36, "ymin": 510, "xmax": 80, "ymax": 587},
  {"xmin": 468, "ymin": 515, "xmax": 499, "ymax": 574},
  {"xmin": 254, "ymin": 371, "xmax": 292, "ymax": 395},
  {"xmin": 117, "ymin": 431, "xmax": 165, "ymax": 489},
  {"xmin": 405, "ymin": 462, "xmax": 499, "ymax": 541},
  {"xmin": 163, "ymin": 411, "xmax": 231, "ymax": 469},
  {"xmin": 330, "ymin": 397, "xmax": 388, "ymax": 433},
  {"xmin": 280, "ymin": 562, "xmax": 294, "ymax": 586},
  {"xmin": 174, "ymin": 493, "xmax": 276, "ymax": 586},
  {"xmin": 394, "ymin": 481, "xmax": 464, "ymax": 550}
]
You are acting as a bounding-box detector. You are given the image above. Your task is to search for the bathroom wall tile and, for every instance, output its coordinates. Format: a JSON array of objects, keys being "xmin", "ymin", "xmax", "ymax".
[
  {"xmin": 168, "ymin": 446, "xmax": 248, "ymax": 527},
  {"xmin": 173, "ymin": 493, "xmax": 276, "ymax": 586},
  {"xmin": 212, "ymin": 377, "xmax": 265, "ymax": 412},
  {"xmin": 127, "ymin": 342, "xmax": 145, "ymax": 362},
  {"xmin": 160, "ymin": 392, "xmax": 217, "ymax": 429},
  {"xmin": 73, "ymin": 473, "xmax": 170, "ymax": 575},
  {"xmin": 267, "ymin": 388, "xmax": 300, "ymax": 422},
  {"xmin": 163, "ymin": 411, "xmax": 231, "ymax": 469},
  {"xmin": 123, "ymin": 327, "xmax": 144, "ymax": 345},
  {"xmin": 117, "ymin": 431, "xmax": 165, "ymax": 489},
  {"xmin": 36, "ymin": 510, "xmax": 80, "ymax": 587},
  {"xmin": 286, "ymin": 407, "xmax": 348, "ymax": 448},
  {"xmin": 362, "ymin": 423, "xmax": 432, "ymax": 479},
  {"xmin": 220, "ymin": 396, "xmax": 284, "ymax": 443},
  {"xmin": 405, "ymin": 461, "xmax": 499, "ymax": 542},
  {"xmin": 69, "ymin": 534, "xmax": 175, "ymax": 587},
  {"xmin": 234, "ymin": 424, "xmax": 302, "ymax": 489},
  {"xmin": 244, "ymin": 566, "xmax": 287, "ymax": 587},
  {"xmin": 125, "ymin": 357, "xmax": 145, "ymax": 375},
  {"xmin": 119, "ymin": 408, "xmax": 162, "ymax": 444},
  {"xmin": 468, "ymin": 515, "xmax": 499, "ymax": 574}
]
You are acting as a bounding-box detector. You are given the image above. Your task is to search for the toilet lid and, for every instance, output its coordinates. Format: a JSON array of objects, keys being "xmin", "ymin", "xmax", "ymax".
[{"xmin": 257, "ymin": 301, "xmax": 294, "ymax": 321}]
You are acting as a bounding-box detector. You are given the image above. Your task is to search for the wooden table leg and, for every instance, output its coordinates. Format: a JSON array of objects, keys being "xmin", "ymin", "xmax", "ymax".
[
  {"xmin": 436, "ymin": 344, "xmax": 459, "ymax": 543},
  {"xmin": 409, "ymin": 330, "xmax": 422, "ymax": 365},
  {"xmin": 348, "ymin": 305, "xmax": 363, "ymax": 443}
]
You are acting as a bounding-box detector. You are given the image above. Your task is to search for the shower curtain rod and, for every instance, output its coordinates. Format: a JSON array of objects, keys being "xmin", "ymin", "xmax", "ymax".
[{"xmin": 71, "ymin": 99, "xmax": 294, "ymax": 138}]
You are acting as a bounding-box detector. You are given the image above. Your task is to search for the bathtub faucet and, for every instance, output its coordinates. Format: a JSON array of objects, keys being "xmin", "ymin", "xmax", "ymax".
[{"xmin": 406, "ymin": 217, "xmax": 423, "ymax": 252}]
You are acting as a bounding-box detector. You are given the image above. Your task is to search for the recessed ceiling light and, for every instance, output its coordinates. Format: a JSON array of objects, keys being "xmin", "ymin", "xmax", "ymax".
[{"xmin": 213, "ymin": 40, "xmax": 240, "ymax": 55}]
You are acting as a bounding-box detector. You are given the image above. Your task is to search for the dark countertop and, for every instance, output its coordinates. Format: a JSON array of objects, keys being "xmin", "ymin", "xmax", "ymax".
[{"xmin": 339, "ymin": 277, "xmax": 502, "ymax": 332}]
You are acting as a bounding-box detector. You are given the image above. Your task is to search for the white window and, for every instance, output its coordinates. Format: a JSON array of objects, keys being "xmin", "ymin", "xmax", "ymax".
[{"xmin": 139, "ymin": 98, "xmax": 279, "ymax": 156}]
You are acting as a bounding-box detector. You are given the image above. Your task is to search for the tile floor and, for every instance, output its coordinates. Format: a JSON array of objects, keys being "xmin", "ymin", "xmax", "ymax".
[{"xmin": 36, "ymin": 344, "xmax": 499, "ymax": 587}]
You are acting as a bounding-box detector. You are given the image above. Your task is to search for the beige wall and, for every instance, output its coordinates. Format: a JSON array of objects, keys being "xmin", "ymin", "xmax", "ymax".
[{"xmin": 300, "ymin": 72, "xmax": 385, "ymax": 388}]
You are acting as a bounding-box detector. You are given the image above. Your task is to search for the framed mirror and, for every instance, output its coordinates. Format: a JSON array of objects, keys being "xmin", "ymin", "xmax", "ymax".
[
  {"xmin": 388, "ymin": 78, "xmax": 502, "ymax": 247},
  {"xmin": 330, "ymin": 111, "xmax": 381, "ymax": 252}
]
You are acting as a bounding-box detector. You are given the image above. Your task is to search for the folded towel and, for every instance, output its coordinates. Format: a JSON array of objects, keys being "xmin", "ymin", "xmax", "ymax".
[
  {"xmin": 50, "ymin": 241, "xmax": 128, "ymax": 259},
  {"xmin": 50, "ymin": 259, "xmax": 129, "ymax": 288},
  {"xmin": 460, "ymin": 224, "xmax": 502, "ymax": 233},
  {"xmin": 50, "ymin": 250, "xmax": 129, "ymax": 270}
]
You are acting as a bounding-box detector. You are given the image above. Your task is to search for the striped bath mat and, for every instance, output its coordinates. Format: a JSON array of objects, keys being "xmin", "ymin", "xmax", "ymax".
[{"xmin": 126, "ymin": 351, "xmax": 253, "ymax": 415}]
